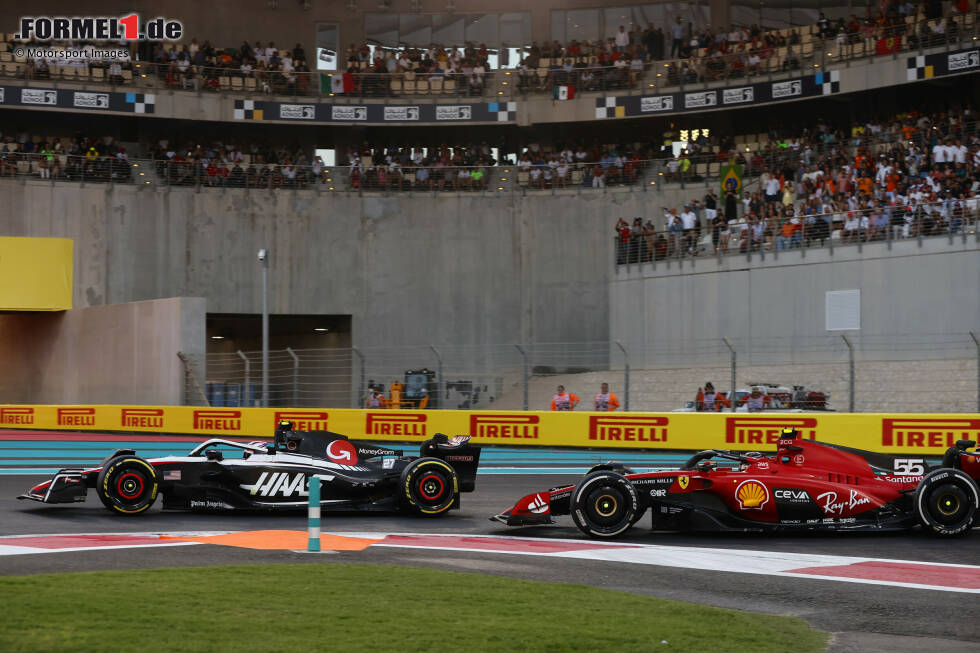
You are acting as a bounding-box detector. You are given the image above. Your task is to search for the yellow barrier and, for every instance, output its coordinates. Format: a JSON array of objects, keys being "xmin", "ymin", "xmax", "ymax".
[{"xmin": 2, "ymin": 405, "xmax": 980, "ymax": 455}]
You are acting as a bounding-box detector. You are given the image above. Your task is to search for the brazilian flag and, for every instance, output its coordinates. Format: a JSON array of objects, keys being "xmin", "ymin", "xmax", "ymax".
[{"xmin": 720, "ymin": 163, "xmax": 742, "ymax": 195}]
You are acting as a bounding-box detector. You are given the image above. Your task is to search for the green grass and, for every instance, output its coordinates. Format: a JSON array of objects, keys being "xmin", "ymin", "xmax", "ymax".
[{"xmin": 0, "ymin": 564, "xmax": 826, "ymax": 652}]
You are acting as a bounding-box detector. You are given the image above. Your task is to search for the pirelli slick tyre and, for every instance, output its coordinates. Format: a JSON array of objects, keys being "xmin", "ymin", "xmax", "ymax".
[
  {"xmin": 571, "ymin": 471, "xmax": 638, "ymax": 538},
  {"xmin": 96, "ymin": 456, "xmax": 159, "ymax": 515},
  {"xmin": 400, "ymin": 458, "xmax": 458, "ymax": 516},
  {"xmin": 914, "ymin": 468, "xmax": 979, "ymax": 537}
]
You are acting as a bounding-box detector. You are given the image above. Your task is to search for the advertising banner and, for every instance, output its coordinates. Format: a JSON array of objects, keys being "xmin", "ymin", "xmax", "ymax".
[{"xmin": 2, "ymin": 405, "xmax": 979, "ymax": 455}]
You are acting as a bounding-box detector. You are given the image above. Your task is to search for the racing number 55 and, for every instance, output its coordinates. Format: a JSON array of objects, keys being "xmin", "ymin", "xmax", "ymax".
[{"xmin": 894, "ymin": 458, "xmax": 925, "ymax": 475}]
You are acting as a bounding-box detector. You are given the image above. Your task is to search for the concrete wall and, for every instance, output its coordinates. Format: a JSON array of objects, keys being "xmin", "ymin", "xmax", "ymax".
[
  {"xmin": 612, "ymin": 236, "xmax": 980, "ymax": 367},
  {"xmin": 0, "ymin": 180, "xmax": 634, "ymax": 348},
  {"xmin": 0, "ymin": 297, "xmax": 205, "ymax": 404}
]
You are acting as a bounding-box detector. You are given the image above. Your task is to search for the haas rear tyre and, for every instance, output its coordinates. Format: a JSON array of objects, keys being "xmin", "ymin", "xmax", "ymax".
[
  {"xmin": 399, "ymin": 458, "xmax": 458, "ymax": 516},
  {"xmin": 914, "ymin": 468, "xmax": 979, "ymax": 536},
  {"xmin": 571, "ymin": 471, "xmax": 638, "ymax": 538},
  {"xmin": 96, "ymin": 456, "xmax": 159, "ymax": 515}
]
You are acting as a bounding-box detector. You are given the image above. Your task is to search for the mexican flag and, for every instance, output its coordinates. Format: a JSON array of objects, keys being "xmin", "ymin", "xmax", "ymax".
[
  {"xmin": 322, "ymin": 73, "xmax": 354, "ymax": 93},
  {"xmin": 553, "ymin": 85, "xmax": 575, "ymax": 100}
]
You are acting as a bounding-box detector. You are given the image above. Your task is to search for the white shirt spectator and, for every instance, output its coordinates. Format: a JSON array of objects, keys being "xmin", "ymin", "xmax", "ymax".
[
  {"xmin": 615, "ymin": 29, "xmax": 629, "ymax": 47},
  {"xmin": 680, "ymin": 209, "xmax": 697, "ymax": 230},
  {"xmin": 932, "ymin": 143, "xmax": 947, "ymax": 163},
  {"xmin": 952, "ymin": 143, "xmax": 968, "ymax": 163},
  {"xmin": 765, "ymin": 178, "xmax": 781, "ymax": 195}
]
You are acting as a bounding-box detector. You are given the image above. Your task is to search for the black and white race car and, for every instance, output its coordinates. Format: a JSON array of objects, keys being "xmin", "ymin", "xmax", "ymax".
[{"xmin": 18, "ymin": 421, "xmax": 481, "ymax": 516}]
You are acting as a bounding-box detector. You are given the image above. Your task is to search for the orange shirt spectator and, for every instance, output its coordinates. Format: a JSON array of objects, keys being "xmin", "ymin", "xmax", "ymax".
[
  {"xmin": 551, "ymin": 385, "xmax": 580, "ymax": 411},
  {"xmin": 593, "ymin": 383, "xmax": 620, "ymax": 411}
]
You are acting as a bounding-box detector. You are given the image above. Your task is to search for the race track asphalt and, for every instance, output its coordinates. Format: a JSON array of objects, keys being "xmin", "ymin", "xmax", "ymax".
[{"xmin": 1, "ymin": 474, "xmax": 978, "ymax": 653}]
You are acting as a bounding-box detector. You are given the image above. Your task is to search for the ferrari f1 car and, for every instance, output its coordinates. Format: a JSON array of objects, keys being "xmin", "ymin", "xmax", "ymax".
[
  {"xmin": 19, "ymin": 422, "xmax": 480, "ymax": 516},
  {"xmin": 492, "ymin": 429, "xmax": 980, "ymax": 538}
]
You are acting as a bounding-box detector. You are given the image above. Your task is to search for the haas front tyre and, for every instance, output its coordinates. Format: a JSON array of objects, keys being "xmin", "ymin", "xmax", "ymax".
[
  {"xmin": 399, "ymin": 458, "xmax": 458, "ymax": 516},
  {"xmin": 571, "ymin": 471, "xmax": 638, "ymax": 538},
  {"xmin": 96, "ymin": 456, "xmax": 159, "ymax": 515},
  {"xmin": 914, "ymin": 468, "xmax": 979, "ymax": 536}
]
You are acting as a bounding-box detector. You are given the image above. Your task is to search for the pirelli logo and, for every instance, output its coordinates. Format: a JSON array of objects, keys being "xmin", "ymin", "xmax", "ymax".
[
  {"xmin": 882, "ymin": 418, "xmax": 980, "ymax": 448},
  {"xmin": 0, "ymin": 407, "xmax": 34, "ymax": 425},
  {"xmin": 469, "ymin": 413, "xmax": 539, "ymax": 439},
  {"xmin": 193, "ymin": 409, "xmax": 242, "ymax": 432},
  {"xmin": 366, "ymin": 413, "xmax": 427, "ymax": 437},
  {"xmin": 57, "ymin": 407, "xmax": 96, "ymax": 426},
  {"xmin": 725, "ymin": 417, "xmax": 817, "ymax": 445},
  {"xmin": 121, "ymin": 408, "xmax": 164, "ymax": 429},
  {"xmin": 589, "ymin": 416, "xmax": 667, "ymax": 442},
  {"xmin": 274, "ymin": 411, "xmax": 328, "ymax": 432}
]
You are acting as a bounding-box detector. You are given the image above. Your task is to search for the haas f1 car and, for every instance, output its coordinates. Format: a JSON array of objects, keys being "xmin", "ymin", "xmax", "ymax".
[
  {"xmin": 19, "ymin": 422, "xmax": 480, "ymax": 516},
  {"xmin": 493, "ymin": 429, "xmax": 980, "ymax": 538}
]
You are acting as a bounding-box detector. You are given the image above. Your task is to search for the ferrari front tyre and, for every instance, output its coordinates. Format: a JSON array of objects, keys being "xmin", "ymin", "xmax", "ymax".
[
  {"xmin": 914, "ymin": 468, "xmax": 979, "ymax": 536},
  {"xmin": 96, "ymin": 456, "xmax": 159, "ymax": 515},
  {"xmin": 571, "ymin": 471, "xmax": 638, "ymax": 538},
  {"xmin": 399, "ymin": 458, "xmax": 458, "ymax": 516}
]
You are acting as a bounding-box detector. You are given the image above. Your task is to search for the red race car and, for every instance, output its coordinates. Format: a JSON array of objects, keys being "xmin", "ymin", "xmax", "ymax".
[{"xmin": 492, "ymin": 429, "xmax": 980, "ymax": 538}]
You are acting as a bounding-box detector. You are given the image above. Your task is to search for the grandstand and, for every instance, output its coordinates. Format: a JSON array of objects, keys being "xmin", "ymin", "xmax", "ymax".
[{"xmin": 0, "ymin": 0, "xmax": 977, "ymax": 413}]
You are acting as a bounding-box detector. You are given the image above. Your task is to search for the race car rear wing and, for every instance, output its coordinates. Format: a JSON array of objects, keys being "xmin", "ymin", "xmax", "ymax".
[{"xmin": 421, "ymin": 433, "xmax": 481, "ymax": 492}]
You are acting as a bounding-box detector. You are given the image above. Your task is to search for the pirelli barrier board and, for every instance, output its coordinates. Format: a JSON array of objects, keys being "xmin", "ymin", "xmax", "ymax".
[{"xmin": 2, "ymin": 405, "xmax": 979, "ymax": 455}]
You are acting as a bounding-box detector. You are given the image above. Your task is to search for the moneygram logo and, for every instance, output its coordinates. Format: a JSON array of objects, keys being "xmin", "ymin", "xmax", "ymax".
[
  {"xmin": 588, "ymin": 416, "xmax": 668, "ymax": 442},
  {"xmin": 274, "ymin": 411, "xmax": 328, "ymax": 432},
  {"xmin": 57, "ymin": 407, "xmax": 95, "ymax": 426},
  {"xmin": 193, "ymin": 409, "xmax": 242, "ymax": 432},
  {"xmin": 365, "ymin": 413, "xmax": 427, "ymax": 437},
  {"xmin": 881, "ymin": 418, "xmax": 980, "ymax": 448},
  {"xmin": 121, "ymin": 408, "xmax": 164, "ymax": 429},
  {"xmin": 469, "ymin": 414, "xmax": 539, "ymax": 439},
  {"xmin": 16, "ymin": 15, "xmax": 183, "ymax": 41},
  {"xmin": 0, "ymin": 407, "xmax": 34, "ymax": 425},
  {"xmin": 725, "ymin": 417, "xmax": 817, "ymax": 445}
]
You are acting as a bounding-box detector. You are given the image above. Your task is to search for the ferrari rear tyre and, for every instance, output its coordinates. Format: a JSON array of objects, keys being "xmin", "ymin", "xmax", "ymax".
[
  {"xmin": 571, "ymin": 471, "xmax": 638, "ymax": 538},
  {"xmin": 399, "ymin": 458, "xmax": 458, "ymax": 516},
  {"xmin": 915, "ymin": 468, "xmax": 979, "ymax": 536},
  {"xmin": 96, "ymin": 456, "xmax": 158, "ymax": 515}
]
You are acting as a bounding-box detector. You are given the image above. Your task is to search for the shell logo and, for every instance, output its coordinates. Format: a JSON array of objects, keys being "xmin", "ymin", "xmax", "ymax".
[{"xmin": 735, "ymin": 480, "xmax": 770, "ymax": 510}]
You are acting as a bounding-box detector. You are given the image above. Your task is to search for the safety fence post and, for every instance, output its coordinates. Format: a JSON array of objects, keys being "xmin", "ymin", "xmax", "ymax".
[
  {"xmin": 971, "ymin": 332, "xmax": 980, "ymax": 413},
  {"xmin": 307, "ymin": 475, "xmax": 321, "ymax": 552},
  {"xmin": 429, "ymin": 345, "xmax": 443, "ymax": 409},
  {"xmin": 515, "ymin": 344, "xmax": 529, "ymax": 411},
  {"xmin": 236, "ymin": 350, "xmax": 250, "ymax": 407},
  {"xmin": 286, "ymin": 347, "xmax": 299, "ymax": 408},
  {"xmin": 615, "ymin": 341, "xmax": 630, "ymax": 411},
  {"xmin": 841, "ymin": 335, "xmax": 855, "ymax": 412},
  {"xmin": 723, "ymin": 337, "xmax": 736, "ymax": 412},
  {"xmin": 352, "ymin": 347, "xmax": 365, "ymax": 409}
]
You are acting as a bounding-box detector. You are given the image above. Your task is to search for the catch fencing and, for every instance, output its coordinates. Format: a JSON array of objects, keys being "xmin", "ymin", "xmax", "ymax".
[{"xmin": 180, "ymin": 334, "xmax": 980, "ymax": 414}]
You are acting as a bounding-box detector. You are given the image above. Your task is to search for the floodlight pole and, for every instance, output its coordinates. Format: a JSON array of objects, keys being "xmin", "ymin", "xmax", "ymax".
[{"xmin": 259, "ymin": 248, "xmax": 270, "ymax": 407}]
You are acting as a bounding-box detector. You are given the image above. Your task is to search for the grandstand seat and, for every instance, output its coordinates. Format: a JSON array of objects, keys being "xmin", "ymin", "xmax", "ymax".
[
  {"xmin": 429, "ymin": 77, "xmax": 443, "ymax": 93},
  {"xmin": 244, "ymin": 76, "xmax": 257, "ymax": 92},
  {"xmin": 404, "ymin": 172, "xmax": 416, "ymax": 184},
  {"xmin": 231, "ymin": 76, "xmax": 243, "ymax": 91},
  {"xmin": 444, "ymin": 79, "xmax": 456, "ymax": 93},
  {"xmin": 29, "ymin": 160, "xmax": 39, "ymax": 174},
  {"xmin": 49, "ymin": 65, "xmax": 60, "ymax": 78},
  {"xmin": 0, "ymin": 52, "xmax": 10, "ymax": 63},
  {"xmin": 415, "ymin": 80, "xmax": 429, "ymax": 94},
  {"xmin": 403, "ymin": 80, "xmax": 416, "ymax": 94},
  {"xmin": 734, "ymin": 135, "xmax": 746, "ymax": 144},
  {"xmin": 122, "ymin": 69, "xmax": 133, "ymax": 83},
  {"xmin": 57, "ymin": 154, "xmax": 67, "ymax": 166},
  {"xmin": 3, "ymin": 62, "xmax": 20, "ymax": 77},
  {"xmin": 539, "ymin": 58, "xmax": 551, "ymax": 68},
  {"xmin": 570, "ymin": 169, "xmax": 583, "ymax": 185},
  {"xmin": 16, "ymin": 160, "xmax": 29, "ymax": 175},
  {"xmin": 76, "ymin": 67, "xmax": 89, "ymax": 80},
  {"xmin": 218, "ymin": 75, "xmax": 231, "ymax": 89},
  {"xmin": 708, "ymin": 162, "xmax": 720, "ymax": 177},
  {"xmin": 91, "ymin": 67, "xmax": 105, "ymax": 82},
  {"xmin": 518, "ymin": 170, "xmax": 530, "ymax": 186},
  {"xmin": 695, "ymin": 163, "xmax": 707, "ymax": 179},
  {"xmin": 0, "ymin": 41, "xmax": 7, "ymax": 53},
  {"xmin": 404, "ymin": 71, "xmax": 416, "ymax": 82},
  {"xmin": 852, "ymin": 42, "xmax": 865, "ymax": 57},
  {"xmin": 390, "ymin": 79, "xmax": 403, "ymax": 94}
]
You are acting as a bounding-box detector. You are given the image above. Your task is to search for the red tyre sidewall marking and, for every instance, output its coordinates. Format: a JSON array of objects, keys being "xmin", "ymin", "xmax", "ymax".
[
  {"xmin": 419, "ymin": 473, "xmax": 444, "ymax": 500},
  {"xmin": 116, "ymin": 472, "xmax": 144, "ymax": 499}
]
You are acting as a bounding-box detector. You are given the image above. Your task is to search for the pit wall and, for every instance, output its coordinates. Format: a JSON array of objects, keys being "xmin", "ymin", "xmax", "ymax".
[{"xmin": 2, "ymin": 404, "xmax": 978, "ymax": 456}]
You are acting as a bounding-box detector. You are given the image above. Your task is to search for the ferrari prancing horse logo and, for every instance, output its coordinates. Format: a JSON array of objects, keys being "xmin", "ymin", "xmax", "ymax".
[{"xmin": 677, "ymin": 475, "xmax": 689, "ymax": 490}]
